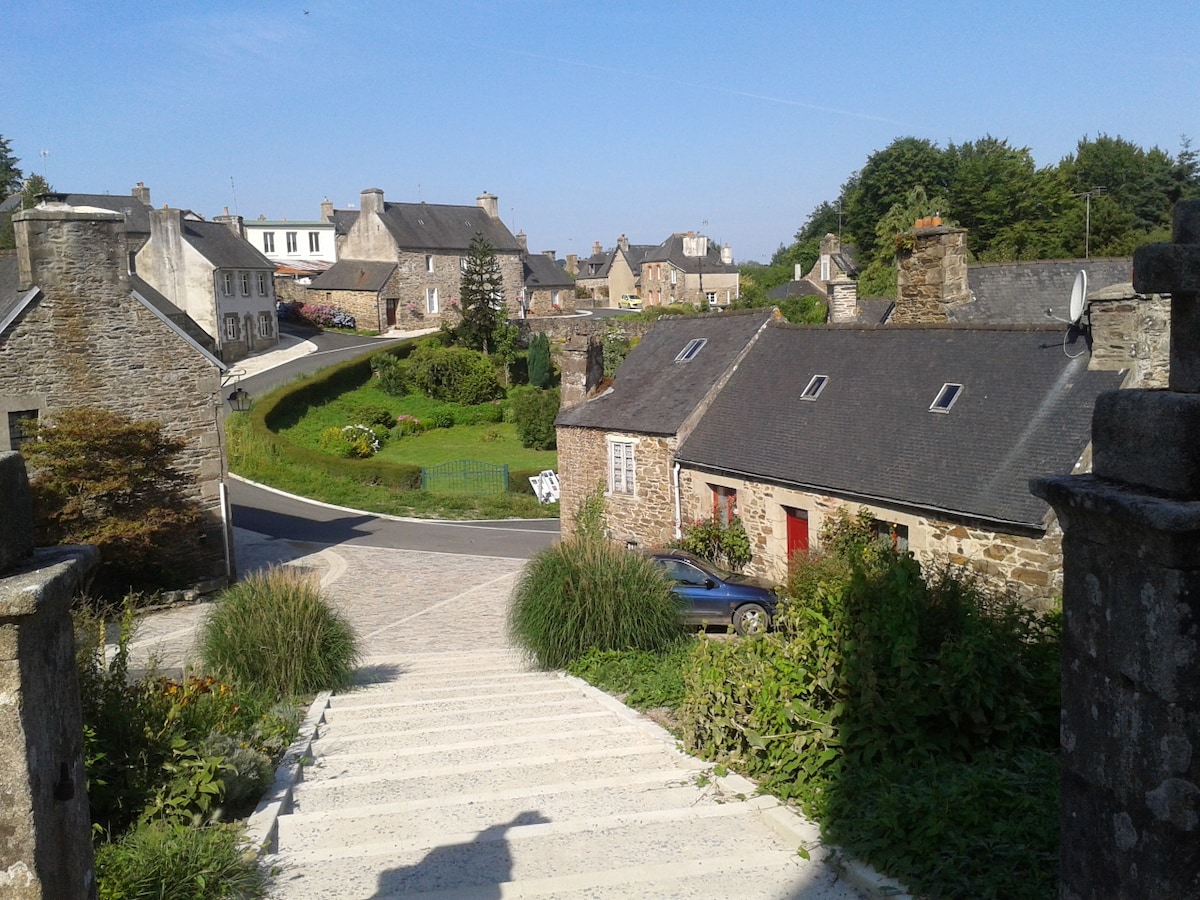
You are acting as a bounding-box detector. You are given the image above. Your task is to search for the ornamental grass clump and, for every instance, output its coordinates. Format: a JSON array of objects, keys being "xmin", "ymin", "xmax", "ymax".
[
  {"xmin": 199, "ymin": 567, "xmax": 360, "ymax": 699},
  {"xmin": 509, "ymin": 537, "xmax": 683, "ymax": 669}
]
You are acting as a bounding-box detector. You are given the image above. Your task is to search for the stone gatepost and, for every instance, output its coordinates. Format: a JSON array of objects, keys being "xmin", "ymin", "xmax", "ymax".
[
  {"xmin": 0, "ymin": 451, "xmax": 98, "ymax": 899},
  {"xmin": 1032, "ymin": 199, "xmax": 1200, "ymax": 899}
]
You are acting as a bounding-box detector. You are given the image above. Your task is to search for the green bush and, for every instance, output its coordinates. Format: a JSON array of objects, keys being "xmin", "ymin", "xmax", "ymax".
[
  {"xmin": 528, "ymin": 332, "xmax": 551, "ymax": 388},
  {"xmin": 199, "ymin": 567, "xmax": 361, "ymax": 699},
  {"xmin": 400, "ymin": 343, "xmax": 504, "ymax": 405},
  {"xmin": 509, "ymin": 386, "xmax": 559, "ymax": 450},
  {"xmin": 95, "ymin": 821, "xmax": 265, "ymax": 900},
  {"xmin": 671, "ymin": 515, "xmax": 752, "ymax": 573},
  {"xmin": 319, "ymin": 424, "xmax": 383, "ymax": 458},
  {"xmin": 352, "ymin": 403, "xmax": 397, "ymax": 429},
  {"xmin": 509, "ymin": 538, "xmax": 684, "ymax": 669},
  {"xmin": 567, "ymin": 644, "xmax": 690, "ymax": 710},
  {"xmin": 370, "ymin": 353, "xmax": 408, "ymax": 395}
]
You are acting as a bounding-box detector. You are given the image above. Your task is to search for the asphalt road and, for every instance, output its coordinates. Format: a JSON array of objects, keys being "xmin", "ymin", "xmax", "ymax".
[{"xmin": 228, "ymin": 324, "xmax": 560, "ymax": 559}]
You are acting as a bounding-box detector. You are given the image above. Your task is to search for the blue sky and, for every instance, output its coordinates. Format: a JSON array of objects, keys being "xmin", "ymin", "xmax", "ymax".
[{"xmin": 4, "ymin": 1, "xmax": 1196, "ymax": 262}]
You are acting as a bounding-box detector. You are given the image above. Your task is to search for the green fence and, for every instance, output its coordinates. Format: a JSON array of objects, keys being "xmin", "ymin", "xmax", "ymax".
[{"xmin": 420, "ymin": 459, "xmax": 510, "ymax": 495}]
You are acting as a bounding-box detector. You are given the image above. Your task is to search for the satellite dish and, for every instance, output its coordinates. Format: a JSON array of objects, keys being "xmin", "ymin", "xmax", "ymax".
[{"xmin": 1069, "ymin": 270, "xmax": 1088, "ymax": 323}]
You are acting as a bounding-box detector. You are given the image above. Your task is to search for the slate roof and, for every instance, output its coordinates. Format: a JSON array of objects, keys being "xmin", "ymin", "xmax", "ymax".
[
  {"xmin": 952, "ymin": 258, "xmax": 1133, "ymax": 325},
  {"xmin": 54, "ymin": 192, "xmax": 153, "ymax": 234},
  {"xmin": 129, "ymin": 275, "xmax": 218, "ymax": 354},
  {"xmin": 767, "ymin": 277, "xmax": 826, "ymax": 301},
  {"xmin": 0, "ymin": 250, "xmax": 24, "ymax": 328},
  {"xmin": 576, "ymin": 251, "xmax": 613, "ymax": 279},
  {"xmin": 675, "ymin": 323, "xmax": 1124, "ymax": 530},
  {"xmin": 309, "ymin": 260, "xmax": 397, "ymax": 292},
  {"xmin": 641, "ymin": 234, "xmax": 738, "ymax": 275},
  {"xmin": 523, "ymin": 254, "xmax": 573, "ymax": 290},
  {"xmin": 179, "ymin": 219, "xmax": 275, "ymax": 270},
  {"xmin": 336, "ymin": 202, "xmax": 523, "ymax": 253},
  {"xmin": 555, "ymin": 309, "xmax": 774, "ymax": 436}
]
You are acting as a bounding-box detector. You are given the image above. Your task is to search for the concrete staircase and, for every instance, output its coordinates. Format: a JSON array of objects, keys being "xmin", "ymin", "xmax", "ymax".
[{"xmin": 262, "ymin": 648, "xmax": 862, "ymax": 899}]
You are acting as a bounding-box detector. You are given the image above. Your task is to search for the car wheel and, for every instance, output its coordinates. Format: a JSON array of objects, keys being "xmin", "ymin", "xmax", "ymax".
[{"xmin": 733, "ymin": 603, "xmax": 769, "ymax": 636}]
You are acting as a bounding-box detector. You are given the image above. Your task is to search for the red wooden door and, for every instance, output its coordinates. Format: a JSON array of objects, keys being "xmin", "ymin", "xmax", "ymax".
[{"xmin": 786, "ymin": 508, "xmax": 809, "ymax": 559}]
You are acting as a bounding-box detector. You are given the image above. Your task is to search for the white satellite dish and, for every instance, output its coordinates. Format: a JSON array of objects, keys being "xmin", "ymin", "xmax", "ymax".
[{"xmin": 1068, "ymin": 270, "xmax": 1088, "ymax": 323}]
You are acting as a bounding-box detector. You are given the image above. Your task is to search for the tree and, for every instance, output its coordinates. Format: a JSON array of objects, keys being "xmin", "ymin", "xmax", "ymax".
[
  {"xmin": 0, "ymin": 133, "xmax": 21, "ymax": 198},
  {"xmin": 527, "ymin": 332, "xmax": 551, "ymax": 388},
  {"xmin": 22, "ymin": 407, "xmax": 204, "ymax": 600},
  {"xmin": 492, "ymin": 320, "xmax": 520, "ymax": 386},
  {"xmin": 457, "ymin": 232, "xmax": 505, "ymax": 353},
  {"xmin": 19, "ymin": 173, "xmax": 50, "ymax": 208}
]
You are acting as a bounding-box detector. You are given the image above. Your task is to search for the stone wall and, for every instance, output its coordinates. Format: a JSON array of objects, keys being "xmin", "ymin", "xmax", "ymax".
[
  {"xmin": 1087, "ymin": 282, "xmax": 1171, "ymax": 388},
  {"xmin": 679, "ymin": 468, "xmax": 1063, "ymax": 605},
  {"xmin": 7, "ymin": 207, "xmax": 228, "ymax": 588},
  {"xmin": 557, "ymin": 427, "xmax": 678, "ymax": 548},
  {"xmin": 894, "ymin": 225, "xmax": 969, "ymax": 324}
]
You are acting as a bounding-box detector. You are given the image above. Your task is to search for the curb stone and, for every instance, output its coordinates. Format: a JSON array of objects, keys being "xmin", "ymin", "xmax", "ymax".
[
  {"xmin": 560, "ymin": 673, "xmax": 913, "ymax": 899},
  {"xmin": 247, "ymin": 691, "xmax": 331, "ymax": 855}
]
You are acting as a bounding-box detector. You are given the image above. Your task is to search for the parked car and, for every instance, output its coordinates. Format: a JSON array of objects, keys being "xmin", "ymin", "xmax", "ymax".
[
  {"xmin": 618, "ymin": 293, "xmax": 643, "ymax": 309},
  {"xmin": 644, "ymin": 549, "xmax": 778, "ymax": 635}
]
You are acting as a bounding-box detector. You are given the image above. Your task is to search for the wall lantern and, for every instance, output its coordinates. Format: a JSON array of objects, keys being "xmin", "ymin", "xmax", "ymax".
[{"xmin": 227, "ymin": 386, "xmax": 252, "ymax": 412}]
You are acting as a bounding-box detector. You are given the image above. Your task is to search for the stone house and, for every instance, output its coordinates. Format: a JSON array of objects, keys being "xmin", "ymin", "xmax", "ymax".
[
  {"xmin": 0, "ymin": 201, "xmax": 232, "ymax": 589},
  {"xmin": 521, "ymin": 251, "xmax": 574, "ymax": 316},
  {"xmin": 310, "ymin": 188, "xmax": 526, "ymax": 330},
  {"xmin": 136, "ymin": 207, "xmax": 279, "ymax": 363},
  {"xmin": 640, "ymin": 232, "xmax": 739, "ymax": 308}
]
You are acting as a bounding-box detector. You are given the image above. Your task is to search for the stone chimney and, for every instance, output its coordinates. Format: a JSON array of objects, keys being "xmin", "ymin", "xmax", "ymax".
[
  {"xmin": 565, "ymin": 253, "xmax": 578, "ymax": 275},
  {"xmin": 360, "ymin": 188, "xmax": 385, "ymax": 217},
  {"xmin": 828, "ymin": 279, "xmax": 859, "ymax": 324},
  {"xmin": 893, "ymin": 219, "xmax": 969, "ymax": 325},
  {"xmin": 542, "ymin": 250, "xmax": 556, "ymax": 260},
  {"xmin": 132, "ymin": 182, "xmax": 151, "ymax": 206},
  {"xmin": 320, "ymin": 197, "xmax": 334, "ymax": 222},
  {"xmin": 212, "ymin": 207, "xmax": 245, "ymax": 238},
  {"xmin": 516, "ymin": 229, "xmax": 528, "ymax": 252},
  {"xmin": 592, "ymin": 241, "xmax": 602, "ymax": 257},
  {"xmin": 15, "ymin": 203, "xmax": 128, "ymax": 294},
  {"xmin": 476, "ymin": 191, "xmax": 499, "ymax": 219},
  {"xmin": 721, "ymin": 243, "xmax": 732, "ymax": 266},
  {"xmin": 1086, "ymin": 281, "xmax": 1171, "ymax": 388},
  {"xmin": 559, "ymin": 332, "xmax": 604, "ymax": 409},
  {"xmin": 618, "ymin": 234, "xmax": 629, "ymax": 253}
]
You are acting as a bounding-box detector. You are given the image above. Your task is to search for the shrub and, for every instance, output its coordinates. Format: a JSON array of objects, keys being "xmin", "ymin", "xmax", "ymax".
[
  {"xmin": 94, "ymin": 821, "xmax": 265, "ymax": 900},
  {"xmin": 528, "ymin": 332, "xmax": 551, "ymax": 388},
  {"xmin": 430, "ymin": 410, "xmax": 455, "ymax": 429},
  {"xmin": 353, "ymin": 404, "xmax": 397, "ymax": 429},
  {"xmin": 509, "ymin": 386, "xmax": 559, "ymax": 450},
  {"xmin": 371, "ymin": 353, "xmax": 408, "ymax": 396},
  {"xmin": 509, "ymin": 538, "xmax": 683, "ymax": 669},
  {"xmin": 394, "ymin": 414, "xmax": 423, "ymax": 436},
  {"xmin": 567, "ymin": 644, "xmax": 690, "ymax": 711},
  {"xmin": 22, "ymin": 407, "xmax": 204, "ymax": 601},
  {"xmin": 403, "ymin": 343, "xmax": 504, "ymax": 405},
  {"xmin": 602, "ymin": 324, "xmax": 631, "ymax": 377},
  {"xmin": 319, "ymin": 424, "xmax": 382, "ymax": 458},
  {"xmin": 671, "ymin": 515, "xmax": 752, "ymax": 573},
  {"xmin": 198, "ymin": 567, "xmax": 361, "ymax": 699}
]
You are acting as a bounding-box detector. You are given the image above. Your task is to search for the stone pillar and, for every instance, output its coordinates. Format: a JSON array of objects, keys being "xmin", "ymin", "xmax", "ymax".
[
  {"xmin": 0, "ymin": 452, "xmax": 98, "ymax": 899},
  {"xmin": 559, "ymin": 332, "xmax": 603, "ymax": 409},
  {"xmin": 1032, "ymin": 200, "xmax": 1200, "ymax": 899}
]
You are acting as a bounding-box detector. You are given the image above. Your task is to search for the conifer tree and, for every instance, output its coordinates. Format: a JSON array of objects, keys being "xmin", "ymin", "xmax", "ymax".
[{"xmin": 458, "ymin": 232, "xmax": 505, "ymax": 353}]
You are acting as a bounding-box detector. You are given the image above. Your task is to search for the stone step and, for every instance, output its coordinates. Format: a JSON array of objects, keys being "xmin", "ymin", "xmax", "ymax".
[
  {"xmin": 291, "ymin": 744, "xmax": 700, "ymax": 813},
  {"xmin": 317, "ymin": 708, "xmax": 618, "ymax": 745},
  {"xmin": 322, "ymin": 692, "xmax": 599, "ymax": 727},
  {"xmin": 324, "ymin": 684, "xmax": 584, "ymax": 718},
  {"xmin": 280, "ymin": 767, "xmax": 728, "ymax": 850},
  {"xmin": 304, "ymin": 723, "xmax": 650, "ymax": 776},
  {"xmin": 267, "ymin": 806, "xmax": 808, "ymax": 899}
]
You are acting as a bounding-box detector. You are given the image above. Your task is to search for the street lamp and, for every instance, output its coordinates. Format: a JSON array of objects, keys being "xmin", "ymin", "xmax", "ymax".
[{"xmin": 227, "ymin": 386, "xmax": 252, "ymax": 412}]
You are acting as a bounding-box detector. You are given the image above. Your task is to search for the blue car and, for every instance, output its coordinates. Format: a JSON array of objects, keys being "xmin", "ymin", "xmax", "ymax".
[{"xmin": 646, "ymin": 549, "xmax": 778, "ymax": 635}]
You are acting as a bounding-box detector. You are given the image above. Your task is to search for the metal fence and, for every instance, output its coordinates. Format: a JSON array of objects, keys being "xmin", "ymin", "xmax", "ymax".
[{"xmin": 420, "ymin": 459, "xmax": 510, "ymax": 494}]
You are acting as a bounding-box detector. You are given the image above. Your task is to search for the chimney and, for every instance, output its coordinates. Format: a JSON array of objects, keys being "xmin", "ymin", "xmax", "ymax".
[
  {"xmin": 360, "ymin": 187, "xmax": 385, "ymax": 216},
  {"xmin": 828, "ymin": 279, "xmax": 858, "ymax": 324},
  {"xmin": 618, "ymin": 234, "xmax": 629, "ymax": 252},
  {"xmin": 212, "ymin": 208, "xmax": 245, "ymax": 238},
  {"xmin": 476, "ymin": 191, "xmax": 499, "ymax": 219},
  {"xmin": 15, "ymin": 204, "xmax": 128, "ymax": 296},
  {"xmin": 542, "ymin": 250, "xmax": 556, "ymax": 260},
  {"xmin": 1086, "ymin": 281, "xmax": 1171, "ymax": 387},
  {"xmin": 721, "ymin": 243, "xmax": 732, "ymax": 266},
  {"xmin": 893, "ymin": 220, "xmax": 968, "ymax": 324},
  {"xmin": 559, "ymin": 332, "xmax": 604, "ymax": 409},
  {"xmin": 592, "ymin": 241, "xmax": 602, "ymax": 257},
  {"xmin": 131, "ymin": 182, "xmax": 151, "ymax": 206},
  {"xmin": 794, "ymin": 263, "xmax": 804, "ymax": 281},
  {"xmin": 516, "ymin": 229, "xmax": 528, "ymax": 251},
  {"xmin": 565, "ymin": 253, "xmax": 578, "ymax": 275},
  {"xmin": 320, "ymin": 197, "xmax": 334, "ymax": 222}
]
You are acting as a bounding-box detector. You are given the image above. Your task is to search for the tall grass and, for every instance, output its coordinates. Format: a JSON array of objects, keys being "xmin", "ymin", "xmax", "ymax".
[
  {"xmin": 198, "ymin": 567, "xmax": 361, "ymax": 699},
  {"xmin": 509, "ymin": 539, "xmax": 683, "ymax": 669}
]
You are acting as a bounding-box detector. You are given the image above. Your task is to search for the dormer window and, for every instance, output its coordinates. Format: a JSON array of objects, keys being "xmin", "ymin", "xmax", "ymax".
[
  {"xmin": 930, "ymin": 383, "xmax": 963, "ymax": 413},
  {"xmin": 675, "ymin": 338, "xmax": 707, "ymax": 362},
  {"xmin": 801, "ymin": 375, "xmax": 828, "ymax": 400}
]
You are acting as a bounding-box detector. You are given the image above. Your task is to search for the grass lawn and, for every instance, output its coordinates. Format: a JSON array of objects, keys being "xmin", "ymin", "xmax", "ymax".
[{"xmin": 277, "ymin": 382, "xmax": 557, "ymax": 471}]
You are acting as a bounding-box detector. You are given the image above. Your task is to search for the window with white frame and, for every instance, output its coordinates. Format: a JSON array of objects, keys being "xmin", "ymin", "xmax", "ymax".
[
  {"xmin": 256, "ymin": 273, "xmax": 267, "ymax": 295},
  {"xmin": 257, "ymin": 313, "xmax": 273, "ymax": 338},
  {"xmin": 263, "ymin": 232, "xmax": 275, "ymax": 253},
  {"xmin": 711, "ymin": 484, "xmax": 738, "ymax": 524},
  {"xmin": 705, "ymin": 291, "xmax": 717, "ymax": 305},
  {"xmin": 222, "ymin": 273, "xmax": 233, "ymax": 295},
  {"xmin": 240, "ymin": 273, "xmax": 250, "ymax": 295},
  {"xmin": 608, "ymin": 439, "xmax": 636, "ymax": 495},
  {"xmin": 286, "ymin": 232, "xmax": 298, "ymax": 253},
  {"xmin": 426, "ymin": 255, "xmax": 435, "ymax": 273},
  {"xmin": 308, "ymin": 232, "xmax": 320, "ymax": 253},
  {"xmin": 670, "ymin": 268, "xmax": 677, "ymax": 285},
  {"xmin": 426, "ymin": 287, "xmax": 439, "ymax": 313},
  {"xmin": 223, "ymin": 315, "xmax": 239, "ymax": 341}
]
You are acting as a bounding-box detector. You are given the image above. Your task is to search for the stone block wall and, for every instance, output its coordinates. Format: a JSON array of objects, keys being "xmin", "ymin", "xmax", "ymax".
[
  {"xmin": 679, "ymin": 468, "xmax": 1063, "ymax": 605},
  {"xmin": 894, "ymin": 225, "xmax": 969, "ymax": 324},
  {"xmin": 7, "ymin": 208, "xmax": 228, "ymax": 588},
  {"xmin": 1088, "ymin": 283, "xmax": 1171, "ymax": 388}
]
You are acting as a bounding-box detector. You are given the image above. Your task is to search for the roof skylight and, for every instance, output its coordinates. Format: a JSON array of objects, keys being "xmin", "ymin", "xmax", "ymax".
[
  {"xmin": 675, "ymin": 338, "xmax": 707, "ymax": 363},
  {"xmin": 930, "ymin": 383, "xmax": 963, "ymax": 413},
  {"xmin": 800, "ymin": 375, "xmax": 829, "ymax": 400}
]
